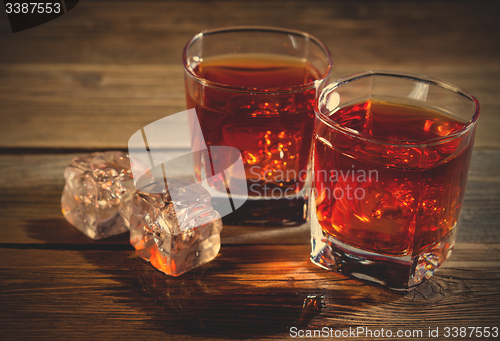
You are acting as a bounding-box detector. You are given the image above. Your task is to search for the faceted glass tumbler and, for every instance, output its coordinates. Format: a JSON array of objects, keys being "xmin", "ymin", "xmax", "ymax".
[
  {"xmin": 183, "ymin": 26, "xmax": 333, "ymax": 226},
  {"xmin": 310, "ymin": 71, "xmax": 480, "ymax": 290}
]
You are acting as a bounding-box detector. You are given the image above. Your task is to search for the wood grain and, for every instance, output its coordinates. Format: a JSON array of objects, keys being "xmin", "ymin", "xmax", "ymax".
[
  {"xmin": 1, "ymin": 1, "xmax": 500, "ymax": 149},
  {"xmin": 1, "ymin": 64, "xmax": 499, "ymax": 150},
  {"xmin": 1, "ymin": 1, "xmax": 499, "ymax": 65},
  {"xmin": 0, "ymin": 244, "xmax": 498, "ymax": 340},
  {"xmin": 1, "ymin": 1, "xmax": 500, "ymax": 339},
  {"xmin": 0, "ymin": 150, "xmax": 498, "ymax": 246}
]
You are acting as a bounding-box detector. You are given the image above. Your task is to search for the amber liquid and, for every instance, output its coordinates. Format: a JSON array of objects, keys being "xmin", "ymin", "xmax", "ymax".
[
  {"xmin": 314, "ymin": 98, "xmax": 473, "ymax": 256},
  {"xmin": 186, "ymin": 54, "xmax": 320, "ymax": 199}
]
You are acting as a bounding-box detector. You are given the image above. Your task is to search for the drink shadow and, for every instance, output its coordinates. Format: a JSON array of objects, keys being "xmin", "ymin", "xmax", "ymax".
[{"xmin": 24, "ymin": 218, "xmax": 405, "ymax": 338}]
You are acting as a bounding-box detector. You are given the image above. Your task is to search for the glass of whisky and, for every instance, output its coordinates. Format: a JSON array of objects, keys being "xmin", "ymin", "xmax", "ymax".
[
  {"xmin": 183, "ymin": 26, "xmax": 332, "ymax": 226},
  {"xmin": 311, "ymin": 71, "xmax": 480, "ymax": 290}
]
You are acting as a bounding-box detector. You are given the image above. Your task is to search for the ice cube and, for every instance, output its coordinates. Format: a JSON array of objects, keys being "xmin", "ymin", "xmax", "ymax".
[
  {"xmin": 61, "ymin": 151, "xmax": 135, "ymax": 239},
  {"xmin": 130, "ymin": 179, "xmax": 223, "ymax": 276}
]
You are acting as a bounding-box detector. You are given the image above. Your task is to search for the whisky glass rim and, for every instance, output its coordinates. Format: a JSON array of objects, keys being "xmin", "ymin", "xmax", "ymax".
[
  {"xmin": 182, "ymin": 26, "xmax": 333, "ymax": 94},
  {"xmin": 316, "ymin": 70, "xmax": 480, "ymax": 147}
]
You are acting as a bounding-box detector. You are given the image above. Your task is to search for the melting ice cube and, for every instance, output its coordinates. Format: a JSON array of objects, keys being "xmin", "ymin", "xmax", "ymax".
[
  {"xmin": 130, "ymin": 179, "xmax": 223, "ymax": 276},
  {"xmin": 61, "ymin": 151, "xmax": 135, "ymax": 239}
]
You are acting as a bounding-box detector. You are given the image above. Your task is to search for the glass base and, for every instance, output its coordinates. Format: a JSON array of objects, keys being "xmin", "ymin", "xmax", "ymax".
[
  {"xmin": 309, "ymin": 198, "xmax": 457, "ymax": 290},
  {"xmin": 213, "ymin": 196, "xmax": 308, "ymax": 226}
]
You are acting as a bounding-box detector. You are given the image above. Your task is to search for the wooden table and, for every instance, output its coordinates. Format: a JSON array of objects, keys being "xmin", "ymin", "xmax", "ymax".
[{"xmin": 1, "ymin": 1, "xmax": 499, "ymax": 339}]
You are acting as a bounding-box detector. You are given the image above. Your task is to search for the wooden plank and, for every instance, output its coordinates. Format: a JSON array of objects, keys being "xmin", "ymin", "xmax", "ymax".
[
  {"xmin": 0, "ymin": 2, "xmax": 499, "ymax": 340},
  {"xmin": 0, "ymin": 153, "xmax": 312, "ymax": 245},
  {"xmin": 0, "ymin": 64, "xmax": 186, "ymax": 149},
  {"xmin": 0, "ymin": 150, "xmax": 498, "ymax": 245},
  {"xmin": 0, "ymin": 1, "xmax": 499, "ymax": 65},
  {"xmin": 0, "ymin": 63, "xmax": 499, "ymax": 149},
  {"xmin": 0, "ymin": 244, "xmax": 498, "ymax": 340},
  {"xmin": 0, "ymin": 0, "xmax": 499, "ymax": 149}
]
